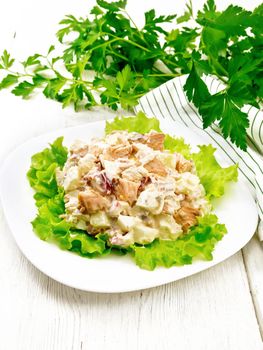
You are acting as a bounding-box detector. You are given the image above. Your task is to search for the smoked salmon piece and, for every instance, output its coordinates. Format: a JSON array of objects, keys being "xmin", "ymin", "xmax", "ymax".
[
  {"xmin": 114, "ymin": 179, "xmax": 139, "ymax": 205},
  {"xmin": 145, "ymin": 132, "xmax": 165, "ymax": 151},
  {"xmin": 174, "ymin": 204, "xmax": 199, "ymax": 232},
  {"xmin": 144, "ymin": 157, "xmax": 167, "ymax": 177},
  {"xmin": 78, "ymin": 188, "xmax": 109, "ymax": 213}
]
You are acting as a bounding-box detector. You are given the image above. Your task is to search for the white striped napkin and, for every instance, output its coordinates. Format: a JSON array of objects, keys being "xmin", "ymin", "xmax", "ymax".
[{"xmin": 135, "ymin": 75, "xmax": 263, "ymax": 240}]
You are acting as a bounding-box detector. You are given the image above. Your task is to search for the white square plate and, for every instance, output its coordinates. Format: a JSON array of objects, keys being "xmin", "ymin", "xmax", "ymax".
[{"xmin": 0, "ymin": 118, "xmax": 258, "ymax": 293}]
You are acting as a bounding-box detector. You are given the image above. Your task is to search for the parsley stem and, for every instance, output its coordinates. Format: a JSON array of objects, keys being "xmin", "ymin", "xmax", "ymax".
[
  {"xmin": 6, "ymin": 69, "xmax": 34, "ymax": 78},
  {"xmin": 121, "ymin": 9, "xmax": 149, "ymax": 46},
  {"xmin": 106, "ymin": 49, "xmax": 129, "ymax": 61},
  {"xmin": 214, "ymin": 74, "xmax": 228, "ymax": 84},
  {"xmin": 161, "ymin": 58, "xmax": 180, "ymax": 70},
  {"xmin": 120, "ymin": 38, "xmax": 150, "ymax": 52},
  {"xmin": 87, "ymin": 38, "xmax": 120, "ymax": 51},
  {"xmin": 122, "ymin": 10, "xmax": 140, "ymax": 32},
  {"xmin": 131, "ymin": 77, "xmax": 144, "ymax": 91},
  {"xmin": 68, "ymin": 79, "xmax": 103, "ymax": 94},
  {"xmin": 104, "ymin": 33, "xmax": 151, "ymax": 52},
  {"xmin": 136, "ymin": 73, "xmax": 180, "ymax": 77},
  {"xmin": 131, "ymin": 92, "xmax": 146, "ymax": 98}
]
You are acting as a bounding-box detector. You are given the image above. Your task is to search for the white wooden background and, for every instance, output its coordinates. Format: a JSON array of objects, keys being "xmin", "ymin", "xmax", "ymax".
[{"xmin": 1, "ymin": 1, "xmax": 263, "ymax": 349}]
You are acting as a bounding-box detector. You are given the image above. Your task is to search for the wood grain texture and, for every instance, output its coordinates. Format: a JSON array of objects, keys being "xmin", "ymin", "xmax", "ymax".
[{"xmin": 243, "ymin": 236, "xmax": 263, "ymax": 338}]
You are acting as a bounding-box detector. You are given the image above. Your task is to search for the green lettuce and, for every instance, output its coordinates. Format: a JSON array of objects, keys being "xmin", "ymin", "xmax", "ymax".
[
  {"xmin": 163, "ymin": 134, "xmax": 191, "ymax": 159},
  {"xmin": 192, "ymin": 145, "xmax": 238, "ymax": 199},
  {"xmin": 133, "ymin": 214, "xmax": 227, "ymax": 270},
  {"xmin": 28, "ymin": 138, "xmax": 108, "ymax": 257},
  {"xmin": 28, "ymin": 113, "xmax": 238, "ymax": 270},
  {"xmin": 105, "ymin": 111, "xmax": 161, "ymax": 134}
]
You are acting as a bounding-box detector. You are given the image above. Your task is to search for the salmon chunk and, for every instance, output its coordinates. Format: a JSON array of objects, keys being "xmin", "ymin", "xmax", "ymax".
[
  {"xmin": 145, "ymin": 132, "xmax": 165, "ymax": 151},
  {"xmin": 78, "ymin": 188, "xmax": 109, "ymax": 213},
  {"xmin": 114, "ymin": 179, "xmax": 139, "ymax": 205},
  {"xmin": 89, "ymin": 144, "xmax": 104, "ymax": 157},
  {"xmin": 106, "ymin": 144, "xmax": 133, "ymax": 160},
  {"xmin": 144, "ymin": 157, "xmax": 167, "ymax": 177},
  {"xmin": 174, "ymin": 205, "xmax": 199, "ymax": 232},
  {"xmin": 176, "ymin": 154, "xmax": 193, "ymax": 173}
]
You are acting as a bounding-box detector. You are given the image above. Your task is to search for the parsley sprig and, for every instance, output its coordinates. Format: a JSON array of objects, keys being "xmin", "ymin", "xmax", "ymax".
[{"xmin": 0, "ymin": 0, "xmax": 262, "ymax": 150}]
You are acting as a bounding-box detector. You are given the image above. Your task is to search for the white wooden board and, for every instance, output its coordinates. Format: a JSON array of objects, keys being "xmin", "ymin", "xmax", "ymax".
[{"xmin": 0, "ymin": 0, "xmax": 263, "ymax": 349}]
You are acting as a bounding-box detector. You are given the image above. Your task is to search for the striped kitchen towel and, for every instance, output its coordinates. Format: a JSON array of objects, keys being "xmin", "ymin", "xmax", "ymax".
[{"xmin": 135, "ymin": 75, "xmax": 263, "ymax": 240}]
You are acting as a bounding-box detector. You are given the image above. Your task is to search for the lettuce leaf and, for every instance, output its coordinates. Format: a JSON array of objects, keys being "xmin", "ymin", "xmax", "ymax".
[
  {"xmin": 28, "ymin": 137, "xmax": 109, "ymax": 257},
  {"xmin": 133, "ymin": 214, "xmax": 227, "ymax": 270},
  {"xmin": 192, "ymin": 145, "xmax": 238, "ymax": 199},
  {"xmin": 105, "ymin": 111, "xmax": 161, "ymax": 134},
  {"xmin": 49, "ymin": 137, "xmax": 68, "ymax": 167},
  {"xmin": 163, "ymin": 134, "xmax": 191, "ymax": 159},
  {"xmin": 27, "ymin": 136, "xmax": 67, "ymax": 202}
]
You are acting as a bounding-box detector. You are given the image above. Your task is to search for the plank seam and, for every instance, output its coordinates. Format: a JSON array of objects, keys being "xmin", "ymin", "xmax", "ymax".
[{"xmin": 241, "ymin": 248, "xmax": 263, "ymax": 341}]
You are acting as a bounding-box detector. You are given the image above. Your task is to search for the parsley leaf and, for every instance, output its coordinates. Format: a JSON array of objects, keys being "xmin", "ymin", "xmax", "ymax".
[
  {"xmin": 12, "ymin": 81, "xmax": 37, "ymax": 99},
  {"xmin": 96, "ymin": 0, "xmax": 127, "ymax": 12},
  {"xmin": 0, "ymin": 50, "xmax": 15, "ymax": 69},
  {"xmin": 177, "ymin": 0, "xmax": 193, "ymax": 24},
  {"xmin": 219, "ymin": 96, "xmax": 249, "ymax": 150},
  {"xmin": 184, "ymin": 63, "xmax": 210, "ymax": 106},
  {"xmin": 0, "ymin": 74, "xmax": 18, "ymax": 90},
  {"xmin": 116, "ymin": 64, "xmax": 134, "ymax": 91},
  {"xmin": 22, "ymin": 54, "xmax": 41, "ymax": 67},
  {"xmin": 43, "ymin": 77, "xmax": 66, "ymax": 100}
]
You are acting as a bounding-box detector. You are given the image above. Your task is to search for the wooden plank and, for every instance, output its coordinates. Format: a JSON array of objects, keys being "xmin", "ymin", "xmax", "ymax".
[
  {"xmin": 0, "ymin": 210, "xmax": 262, "ymax": 350},
  {"xmin": 243, "ymin": 235, "xmax": 263, "ymax": 338}
]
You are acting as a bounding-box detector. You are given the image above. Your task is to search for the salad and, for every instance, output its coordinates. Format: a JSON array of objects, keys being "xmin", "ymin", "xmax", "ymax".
[{"xmin": 27, "ymin": 113, "xmax": 238, "ymax": 270}]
